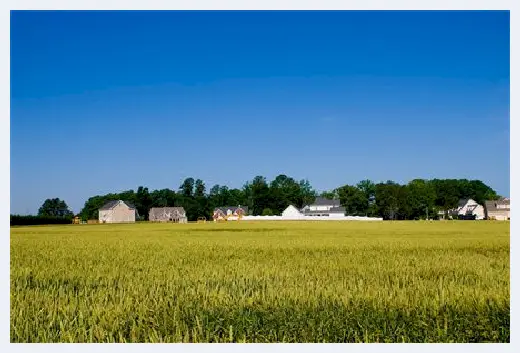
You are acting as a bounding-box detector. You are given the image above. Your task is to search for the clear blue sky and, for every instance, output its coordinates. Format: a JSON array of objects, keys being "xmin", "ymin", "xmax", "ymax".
[{"xmin": 10, "ymin": 10, "xmax": 510, "ymax": 215}]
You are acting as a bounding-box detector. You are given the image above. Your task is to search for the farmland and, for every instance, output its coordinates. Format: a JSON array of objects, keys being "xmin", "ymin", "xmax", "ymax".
[{"xmin": 10, "ymin": 221, "xmax": 509, "ymax": 343}]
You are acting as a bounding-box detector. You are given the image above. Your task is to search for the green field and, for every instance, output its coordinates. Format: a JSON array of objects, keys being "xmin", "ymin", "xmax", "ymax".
[{"xmin": 10, "ymin": 221, "xmax": 510, "ymax": 343}]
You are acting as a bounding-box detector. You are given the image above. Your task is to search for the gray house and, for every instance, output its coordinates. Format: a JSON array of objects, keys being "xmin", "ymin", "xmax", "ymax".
[
  {"xmin": 485, "ymin": 198, "xmax": 510, "ymax": 221},
  {"xmin": 149, "ymin": 207, "xmax": 187, "ymax": 223},
  {"xmin": 300, "ymin": 197, "xmax": 346, "ymax": 217}
]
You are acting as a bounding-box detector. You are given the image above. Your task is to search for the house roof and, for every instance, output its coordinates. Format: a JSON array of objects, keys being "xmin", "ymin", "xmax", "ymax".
[
  {"xmin": 311, "ymin": 197, "xmax": 341, "ymax": 207},
  {"xmin": 214, "ymin": 206, "xmax": 249, "ymax": 213},
  {"xmin": 149, "ymin": 207, "xmax": 186, "ymax": 215},
  {"xmin": 485, "ymin": 200, "xmax": 510, "ymax": 212},
  {"xmin": 99, "ymin": 200, "xmax": 136, "ymax": 211}
]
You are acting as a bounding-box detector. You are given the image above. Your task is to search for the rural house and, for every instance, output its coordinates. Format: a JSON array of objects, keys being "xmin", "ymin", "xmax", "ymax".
[
  {"xmin": 213, "ymin": 206, "xmax": 248, "ymax": 221},
  {"xmin": 98, "ymin": 200, "xmax": 136, "ymax": 223},
  {"xmin": 300, "ymin": 197, "xmax": 346, "ymax": 217},
  {"xmin": 485, "ymin": 198, "xmax": 510, "ymax": 221},
  {"xmin": 149, "ymin": 207, "xmax": 187, "ymax": 223},
  {"xmin": 452, "ymin": 199, "xmax": 485, "ymax": 220}
]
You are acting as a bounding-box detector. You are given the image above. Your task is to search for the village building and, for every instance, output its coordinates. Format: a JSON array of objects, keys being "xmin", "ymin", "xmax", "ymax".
[
  {"xmin": 149, "ymin": 207, "xmax": 187, "ymax": 223},
  {"xmin": 213, "ymin": 206, "xmax": 248, "ymax": 221},
  {"xmin": 98, "ymin": 200, "xmax": 136, "ymax": 223},
  {"xmin": 452, "ymin": 199, "xmax": 486, "ymax": 220},
  {"xmin": 300, "ymin": 197, "xmax": 346, "ymax": 217},
  {"xmin": 485, "ymin": 198, "xmax": 510, "ymax": 221}
]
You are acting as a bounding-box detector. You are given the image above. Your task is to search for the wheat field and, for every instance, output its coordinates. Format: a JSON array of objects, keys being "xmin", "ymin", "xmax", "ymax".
[{"xmin": 10, "ymin": 221, "xmax": 509, "ymax": 343}]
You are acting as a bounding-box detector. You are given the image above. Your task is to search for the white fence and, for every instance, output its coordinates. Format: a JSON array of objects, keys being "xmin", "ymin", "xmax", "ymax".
[{"xmin": 240, "ymin": 215, "xmax": 383, "ymax": 222}]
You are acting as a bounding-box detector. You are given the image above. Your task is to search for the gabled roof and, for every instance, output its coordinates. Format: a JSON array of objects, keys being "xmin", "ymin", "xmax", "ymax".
[{"xmin": 99, "ymin": 200, "xmax": 136, "ymax": 211}]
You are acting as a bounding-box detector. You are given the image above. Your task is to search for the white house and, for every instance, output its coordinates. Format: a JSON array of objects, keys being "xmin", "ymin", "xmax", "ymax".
[
  {"xmin": 300, "ymin": 197, "xmax": 346, "ymax": 217},
  {"xmin": 453, "ymin": 199, "xmax": 485, "ymax": 220},
  {"xmin": 98, "ymin": 200, "xmax": 136, "ymax": 223}
]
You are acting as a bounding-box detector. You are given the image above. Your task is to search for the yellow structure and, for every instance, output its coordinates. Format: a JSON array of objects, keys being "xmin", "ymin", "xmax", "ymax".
[{"xmin": 197, "ymin": 217, "xmax": 207, "ymax": 223}]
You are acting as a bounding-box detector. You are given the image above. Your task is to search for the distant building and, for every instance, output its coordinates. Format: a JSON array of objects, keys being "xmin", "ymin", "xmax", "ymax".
[
  {"xmin": 453, "ymin": 199, "xmax": 485, "ymax": 220},
  {"xmin": 149, "ymin": 207, "xmax": 187, "ymax": 223},
  {"xmin": 485, "ymin": 198, "xmax": 510, "ymax": 221},
  {"xmin": 282, "ymin": 205, "xmax": 302, "ymax": 217},
  {"xmin": 98, "ymin": 200, "xmax": 136, "ymax": 223},
  {"xmin": 300, "ymin": 197, "xmax": 346, "ymax": 217},
  {"xmin": 213, "ymin": 206, "xmax": 248, "ymax": 221}
]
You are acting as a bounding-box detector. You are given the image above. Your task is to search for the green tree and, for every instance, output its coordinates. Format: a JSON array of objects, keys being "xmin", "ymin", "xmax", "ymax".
[
  {"xmin": 179, "ymin": 178, "xmax": 195, "ymax": 198},
  {"xmin": 374, "ymin": 181, "xmax": 401, "ymax": 220},
  {"xmin": 261, "ymin": 208, "xmax": 274, "ymax": 216},
  {"xmin": 250, "ymin": 176, "xmax": 271, "ymax": 216},
  {"xmin": 194, "ymin": 179, "xmax": 206, "ymax": 198},
  {"xmin": 38, "ymin": 198, "xmax": 73, "ymax": 218},
  {"xmin": 299, "ymin": 179, "xmax": 317, "ymax": 208},
  {"xmin": 135, "ymin": 186, "xmax": 152, "ymax": 220},
  {"xmin": 337, "ymin": 185, "xmax": 366, "ymax": 216},
  {"xmin": 406, "ymin": 179, "xmax": 436, "ymax": 219}
]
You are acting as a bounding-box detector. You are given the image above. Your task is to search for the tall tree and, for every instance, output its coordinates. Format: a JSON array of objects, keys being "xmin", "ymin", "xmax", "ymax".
[
  {"xmin": 194, "ymin": 179, "xmax": 206, "ymax": 198},
  {"xmin": 135, "ymin": 186, "xmax": 152, "ymax": 220},
  {"xmin": 250, "ymin": 176, "xmax": 270, "ymax": 216},
  {"xmin": 179, "ymin": 178, "xmax": 195, "ymax": 198},
  {"xmin": 299, "ymin": 179, "xmax": 317, "ymax": 208},
  {"xmin": 38, "ymin": 198, "xmax": 73, "ymax": 218}
]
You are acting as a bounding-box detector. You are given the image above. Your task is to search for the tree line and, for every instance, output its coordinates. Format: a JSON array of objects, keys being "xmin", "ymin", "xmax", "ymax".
[{"xmin": 15, "ymin": 176, "xmax": 500, "ymax": 225}]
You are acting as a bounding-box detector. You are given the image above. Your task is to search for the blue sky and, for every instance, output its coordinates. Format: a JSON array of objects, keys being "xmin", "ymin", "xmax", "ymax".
[{"xmin": 10, "ymin": 10, "xmax": 510, "ymax": 215}]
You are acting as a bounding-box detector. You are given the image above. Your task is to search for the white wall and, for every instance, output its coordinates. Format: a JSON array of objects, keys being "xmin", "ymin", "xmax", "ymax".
[
  {"xmin": 241, "ymin": 215, "xmax": 383, "ymax": 221},
  {"xmin": 309, "ymin": 205, "xmax": 332, "ymax": 211}
]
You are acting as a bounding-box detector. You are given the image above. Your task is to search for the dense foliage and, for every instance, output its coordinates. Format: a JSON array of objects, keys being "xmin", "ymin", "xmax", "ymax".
[
  {"xmin": 10, "ymin": 215, "xmax": 74, "ymax": 226},
  {"xmin": 77, "ymin": 176, "xmax": 499, "ymax": 221},
  {"xmin": 37, "ymin": 198, "xmax": 73, "ymax": 218},
  {"xmin": 10, "ymin": 221, "xmax": 510, "ymax": 342}
]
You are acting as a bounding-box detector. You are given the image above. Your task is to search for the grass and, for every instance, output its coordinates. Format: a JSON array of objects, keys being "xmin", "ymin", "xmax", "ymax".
[{"xmin": 10, "ymin": 221, "xmax": 509, "ymax": 343}]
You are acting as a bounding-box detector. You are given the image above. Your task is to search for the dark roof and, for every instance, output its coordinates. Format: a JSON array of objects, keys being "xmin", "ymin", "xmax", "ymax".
[
  {"xmin": 302, "ymin": 207, "xmax": 345, "ymax": 215},
  {"xmin": 458, "ymin": 199, "xmax": 470, "ymax": 207},
  {"xmin": 99, "ymin": 200, "xmax": 135, "ymax": 210},
  {"xmin": 311, "ymin": 197, "xmax": 341, "ymax": 207}
]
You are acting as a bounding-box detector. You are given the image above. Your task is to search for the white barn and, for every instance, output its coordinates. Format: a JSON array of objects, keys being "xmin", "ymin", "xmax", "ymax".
[{"xmin": 98, "ymin": 200, "xmax": 136, "ymax": 223}]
